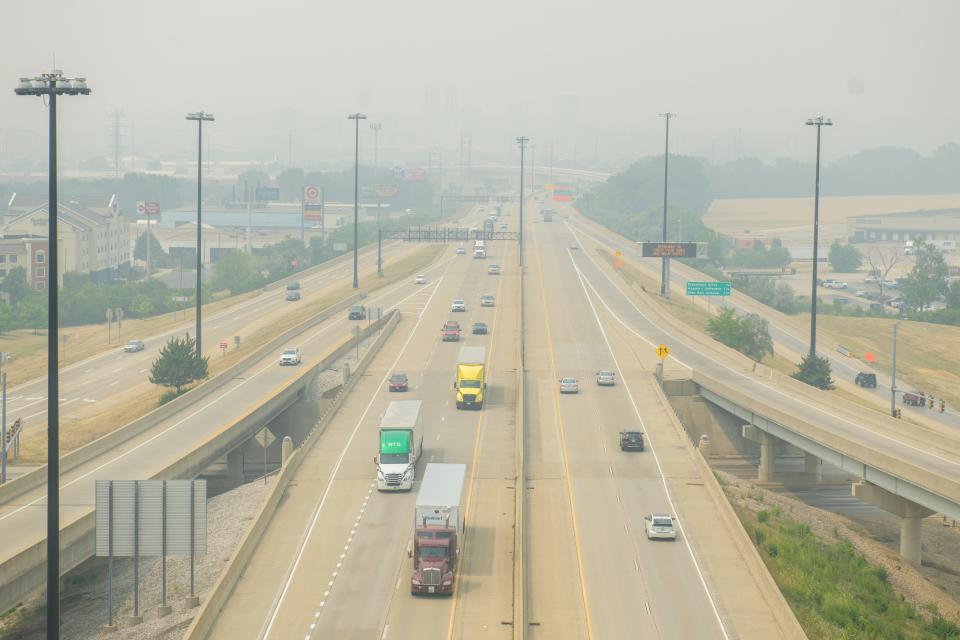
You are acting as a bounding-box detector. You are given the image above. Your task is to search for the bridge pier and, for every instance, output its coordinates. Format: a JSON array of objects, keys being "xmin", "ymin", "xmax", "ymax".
[
  {"xmin": 803, "ymin": 452, "xmax": 821, "ymax": 483},
  {"xmin": 852, "ymin": 481, "xmax": 935, "ymax": 566},
  {"xmin": 226, "ymin": 448, "xmax": 245, "ymax": 484},
  {"xmin": 742, "ymin": 425, "xmax": 778, "ymax": 482}
]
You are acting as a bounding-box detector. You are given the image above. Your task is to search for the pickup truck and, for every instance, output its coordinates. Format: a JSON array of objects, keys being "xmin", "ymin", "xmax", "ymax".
[{"xmin": 442, "ymin": 321, "xmax": 461, "ymax": 342}]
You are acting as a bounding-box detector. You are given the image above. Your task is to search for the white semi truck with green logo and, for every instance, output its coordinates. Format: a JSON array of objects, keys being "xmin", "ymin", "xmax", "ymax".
[{"xmin": 374, "ymin": 400, "xmax": 424, "ymax": 491}]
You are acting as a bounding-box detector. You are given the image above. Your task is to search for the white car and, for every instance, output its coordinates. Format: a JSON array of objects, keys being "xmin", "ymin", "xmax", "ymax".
[
  {"xmin": 480, "ymin": 295, "xmax": 495, "ymax": 307},
  {"xmin": 559, "ymin": 378, "xmax": 580, "ymax": 394},
  {"xmin": 279, "ymin": 347, "xmax": 302, "ymax": 366},
  {"xmin": 455, "ymin": 246, "xmax": 466, "ymax": 255},
  {"xmin": 451, "ymin": 299, "xmax": 467, "ymax": 312},
  {"xmin": 644, "ymin": 514, "xmax": 677, "ymax": 540},
  {"xmin": 123, "ymin": 339, "xmax": 145, "ymax": 353},
  {"xmin": 415, "ymin": 275, "xmax": 427, "ymax": 284},
  {"xmin": 596, "ymin": 370, "xmax": 615, "ymax": 386},
  {"xmin": 823, "ymin": 281, "xmax": 848, "ymax": 290}
]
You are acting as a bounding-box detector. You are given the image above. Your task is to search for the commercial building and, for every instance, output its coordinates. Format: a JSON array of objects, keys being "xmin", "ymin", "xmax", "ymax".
[
  {"xmin": 2, "ymin": 193, "xmax": 131, "ymax": 284},
  {"xmin": 847, "ymin": 208, "xmax": 960, "ymax": 245}
]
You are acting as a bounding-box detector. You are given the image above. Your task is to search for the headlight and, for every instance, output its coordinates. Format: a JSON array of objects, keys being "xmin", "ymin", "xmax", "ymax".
[
  {"xmin": 442, "ymin": 579, "xmax": 452, "ymax": 586},
  {"xmin": 377, "ymin": 470, "xmax": 385, "ymax": 479},
  {"xmin": 412, "ymin": 578, "xmax": 421, "ymax": 585},
  {"xmin": 403, "ymin": 466, "xmax": 414, "ymax": 479}
]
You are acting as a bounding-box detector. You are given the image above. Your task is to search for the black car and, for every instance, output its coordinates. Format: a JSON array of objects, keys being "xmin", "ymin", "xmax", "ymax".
[
  {"xmin": 619, "ymin": 430, "xmax": 645, "ymax": 451},
  {"xmin": 855, "ymin": 372, "xmax": 877, "ymax": 388},
  {"xmin": 286, "ymin": 290, "xmax": 301, "ymax": 301},
  {"xmin": 286, "ymin": 281, "xmax": 301, "ymax": 291},
  {"xmin": 472, "ymin": 322, "xmax": 488, "ymax": 335},
  {"xmin": 348, "ymin": 305, "xmax": 367, "ymax": 320}
]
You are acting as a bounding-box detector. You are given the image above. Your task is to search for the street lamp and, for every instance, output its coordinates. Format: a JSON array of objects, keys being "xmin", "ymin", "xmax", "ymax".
[
  {"xmin": 659, "ymin": 112, "xmax": 676, "ymax": 298},
  {"xmin": 348, "ymin": 113, "xmax": 367, "ymax": 289},
  {"xmin": 186, "ymin": 111, "xmax": 214, "ymax": 357},
  {"xmin": 516, "ymin": 136, "xmax": 529, "ymax": 267},
  {"xmin": 806, "ymin": 115, "xmax": 833, "ymax": 357},
  {"xmin": 15, "ymin": 68, "xmax": 90, "ymax": 640},
  {"xmin": 371, "ymin": 123, "xmax": 383, "ymax": 276}
]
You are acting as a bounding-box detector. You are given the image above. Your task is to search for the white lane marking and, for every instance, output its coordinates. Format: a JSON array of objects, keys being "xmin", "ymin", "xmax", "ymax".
[
  {"xmin": 567, "ymin": 225, "xmax": 960, "ymax": 471},
  {"xmin": 83, "ymin": 398, "xmax": 96, "ymax": 403},
  {"xmin": 108, "ymin": 381, "xmax": 119, "ymax": 387},
  {"xmin": 139, "ymin": 368, "xmax": 148, "ymax": 374},
  {"xmin": 260, "ymin": 261, "xmax": 451, "ymax": 640},
  {"xmin": 111, "ymin": 368, "xmax": 121, "ymax": 373},
  {"xmin": 82, "ymin": 379, "xmax": 93, "ymax": 385},
  {"xmin": 570, "ymin": 249, "xmax": 731, "ymax": 639}
]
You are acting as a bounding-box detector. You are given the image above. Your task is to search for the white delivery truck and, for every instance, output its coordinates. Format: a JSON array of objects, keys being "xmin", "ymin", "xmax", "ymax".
[
  {"xmin": 473, "ymin": 240, "xmax": 486, "ymax": 259},
  {"xmin": 374, "ymin": 400, "xmax": 424, "ymax": 491},
  {"xmin": 411, "ymin": 463, "xmax": 466, "ymax": 595}
]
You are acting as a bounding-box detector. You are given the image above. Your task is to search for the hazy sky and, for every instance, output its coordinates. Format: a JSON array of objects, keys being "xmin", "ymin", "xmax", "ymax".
[{"xmin": 2, "ymin": 0, "xmax": 958, "ymax": 171}]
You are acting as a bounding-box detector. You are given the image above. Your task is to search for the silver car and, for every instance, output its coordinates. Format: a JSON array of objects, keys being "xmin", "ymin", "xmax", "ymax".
[
  {"xmin": 644, "ymin": 514, "xmax": 677, "ymax": 540},
  {"xmin": 480, "ymin": 295, "xmax": 495, "ymax": 307},
  {"xmin": 451, "ymin": 299, "xmax": 467, "ymax": 312},
  {"xmin": 596, "ymin": 370, "xmax": 615, "ymax": 386},
  {"xmin": 123, "ymin": 339, "xmax": 145, "ymax": 353},
  {"xmin": 559, "ymin": 377, "xmax": 580, "ymax": 394}
]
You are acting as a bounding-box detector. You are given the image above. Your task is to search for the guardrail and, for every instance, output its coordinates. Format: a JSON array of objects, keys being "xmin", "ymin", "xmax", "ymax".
[
  {"xmin": 0, "ymin": 294, "xmax": 363, "ymax": 507},
  {"xmin": 182, "ymin": 310, "xmax": 401, "ymax": 639}
]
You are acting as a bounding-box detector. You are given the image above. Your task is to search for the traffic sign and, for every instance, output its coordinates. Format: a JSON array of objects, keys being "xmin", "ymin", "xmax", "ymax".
[
  {"xmin": 219, "ymin": 341, "xmax": 228, "ymax": 350},
  {"xmin": 255, "ymin": 428, "xmax": 276, "ymax": 449},
  {"xmin": 641, "ymin": 242, "xmax": 700, "ymax": 258},
  {"xmin": 614, "ymin": 250, "xmax": 622, "ymax": 258},
  {"xmin": 614, "ymin": 259, "xmax": 622, "ymax": 270},
  {"xmin": 865, "ymin": 352, "xmax": 875, "ymax": 364},
  {"xmin": 686, "ymin": 281, "xmax": 731, "ymax": 297},
  {"xmin": 304, "ymin": 186, "xmax": 320, "ymax": 202},
  {"xmin": 656, "ymin": 343, "xmax": 670, "ymax": 359},
  {"xmin": 136, "ymin": 201, "xmax": 161, "ymax": 216}
]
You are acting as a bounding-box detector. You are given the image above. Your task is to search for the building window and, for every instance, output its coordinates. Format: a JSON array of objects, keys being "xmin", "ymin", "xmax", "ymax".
[
  {"xmin": 8, "ymin": 255, "xmax": 16, "ymax": 263},
  {"xmin": 36, "ymin": 250, "xmax": 45, "ymax": 263},
  {"xmin": 36, "ymin": 267, "xmax": 46, "ymax": 277},
  {"xmin": 0, "ymin": 255, "xmax": 6, "ymax": 263}
]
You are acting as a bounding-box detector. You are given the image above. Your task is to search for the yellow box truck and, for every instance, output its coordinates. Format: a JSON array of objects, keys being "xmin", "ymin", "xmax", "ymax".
[{"xmin": 454, "ymin": 346, "xmax": 486, "ymax": 409}]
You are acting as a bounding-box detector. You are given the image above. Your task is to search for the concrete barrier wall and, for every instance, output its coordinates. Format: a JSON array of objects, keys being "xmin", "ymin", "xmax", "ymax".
[
  {"xmin": 182, "ymin": 311, "xmax": 400, "ymax": 640},
  {"xmin": 0, "ymin": 294, "xmax": 363, "ymax": 507},
  {"xmin": 0, "ymin": 306, "xmax": 388, "ymax": 617},
  {"xmin": 513, "ymin": 259, "xmax": 526, "ymax": 640},
  {"xmin": 650, "ymin": 380, "xmax": 807, "ymax": 639}
]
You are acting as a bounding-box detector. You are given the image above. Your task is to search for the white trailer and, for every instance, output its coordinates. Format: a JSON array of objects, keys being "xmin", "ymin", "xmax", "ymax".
[{"xmin": 414, "ymin": 463, "xmax": 466, "ymax": 537}]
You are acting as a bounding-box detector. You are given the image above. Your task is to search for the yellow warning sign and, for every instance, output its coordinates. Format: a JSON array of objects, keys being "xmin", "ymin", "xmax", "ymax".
[
  {"xmin": 655, "ymin": 343, "xmax": 670, "ymax": 359},
  {"xmin": 614, "ymin": 250, "xmax": 622, "ymax": 258}
]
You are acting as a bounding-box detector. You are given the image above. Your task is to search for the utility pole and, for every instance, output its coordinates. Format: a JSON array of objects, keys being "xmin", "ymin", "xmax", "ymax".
[
  {"xmin": 806, "ymin": 116, "xmax": 833, "ymax": 357},
  {"xmin": 516, "ymin": 136, "xmax": 529, "ymax": 268},
  {"xmin": 186, "ymin": 111, "xmax": 215, "ymax": 358},
  {"xmin": 348, "ymin": 113, "xmax": 367, "ymax": 289},
  {"xmin": 659, "ymin": 112, "xmax": 676, "ymax": 298}
]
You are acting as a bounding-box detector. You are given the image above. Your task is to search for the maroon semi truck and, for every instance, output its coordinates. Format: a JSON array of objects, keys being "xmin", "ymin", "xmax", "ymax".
[{"xmin": 411, "ymin": 463, "xmax": 465, "ymax": 595}]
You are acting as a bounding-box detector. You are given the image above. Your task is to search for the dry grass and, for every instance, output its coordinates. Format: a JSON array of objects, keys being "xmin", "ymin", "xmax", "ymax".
[{"xmin": 13, "ymin": 245, "xmax": 444, "ymax": 463}]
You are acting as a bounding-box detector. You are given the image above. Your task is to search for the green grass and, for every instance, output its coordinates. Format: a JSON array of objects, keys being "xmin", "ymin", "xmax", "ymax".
[{"xmin": 738, "ymin": 505, "xmax": 960, "ymax": 639}]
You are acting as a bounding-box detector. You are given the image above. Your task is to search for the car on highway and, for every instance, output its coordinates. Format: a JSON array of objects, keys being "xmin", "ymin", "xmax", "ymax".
[
  {"xmin": 499, "ymin": 223, "xmax": 508, "ymax": 230},
  {"xmin": 388, "ymin": 372, "xmax": 409, "ymax": 392},
  {"xmin": 822, "ymin": 280, "xmax": 848, "ymax": 289},
  {"xmin": 569, "ymin": 244, "xmax": 579, "ymax": 250},
  {"xmin": 451, "ymin": 299, "xmax": 466, "ymax": 312},
  {"xmin": 855, "ymin": 372, "xmax": 877, "ymax": 388},
  {"xmin": 286, "ymin": 281, "xmax": 301, "ymax": 291},
  {"xmin": 285, "ymin": 290, "xmax": 301, "ymax": 301},
  {"xmin": 487, "ymin": 264, "xmax": 501, "ymax": 275},
  {"xmin": 279, "ymin": 347, "xmax": 302, "ymax": 366},
  {"xmin": 455, "ymin": 246, "xmax": 466, "ymax": 255},
  {"xmin": 442, "ymin": 321, "xmax": 461, "ymax": 342},
  {"xmin": 619, "ymin": 430, "xmax": 645, "ymax": 451},
  {"xmin": 855, "ymin": 290, "xmax": 869, "ymax": 297},
  {"xmin": 123, "ymin": 339, "xmax": 145, "ymax": 353},
  {"xmin": 480, "ymin": 294, "xmax": 495, "ymax": 307},
  {"xmin": 415, "ymin": 274, "xmax": 427, "ymax": 284},
  {"xmin": 472, "ymin": 321, "xmax": 488, "ymax": 335},
  {"xmin": 348, "ymin": 305, "xmax": 367, "ymax": 320},
  {"xmin": 596, "ymin": 370, "xmax": 616, "ymax": 386},
  {"xmin": 644, "ymin": 514, "xmax": 677, "ymax": 540},
  {"xmin": 864, "ymin": 275, "xmax": 881, "ymax": 284},
  {"xmin": 559, "ymin": 377, "xmax": 580, "ymax": 394}
]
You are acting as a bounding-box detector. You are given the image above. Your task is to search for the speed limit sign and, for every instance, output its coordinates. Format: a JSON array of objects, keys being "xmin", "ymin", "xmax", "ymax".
[{"xmin": 304, "ymin": 186, "xmax": 320, "ymax": 203}]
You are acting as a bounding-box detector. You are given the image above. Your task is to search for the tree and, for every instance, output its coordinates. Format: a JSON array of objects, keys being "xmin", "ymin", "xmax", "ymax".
[
  {"xmin": 900, "ymin": 241, "xmax": 948, "ymax": 309},
  {"xmin": 792, "ymin": 353, "xmax": 834, "ymax": 389},
  {"xmin": 211, "ymin": 251, "xmax": 266, "ymax": 294},
  {"xmin": 828, "ymin": 241, "xmax": 862, "ymax": 272},
  {"xmin": 0, "ymin": 266, "xmax": 31, "ymax": 307},
  {"xmin": 706, "ymin": 308, "xmax": 774, "ymax": 362},
  {"xmin": 865, "ymin": 246, "xmax": 901, "ymax": 302},
  {"xmin": 149, "ymin": 334, "xmax": 209, "ymax": 393},
  {"xmin": 134, "ymin": 231, "xmax": 167, "ymax": 268},
  {"xmin": 946, "ymin": 280, "xmax": 960, "ymax": 309},
  {"xmin": 17, "ymin": 293, "xmax": 47, "ymax": 334},
  {"xmin": 0, "ymin": 302, "xmax": 13, "ymax": 335}
]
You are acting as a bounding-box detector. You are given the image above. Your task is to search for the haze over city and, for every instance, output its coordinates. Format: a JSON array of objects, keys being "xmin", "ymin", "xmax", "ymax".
[{"xmin": 3, "ymin": 0, "xmax": 958, "ymax": 170}]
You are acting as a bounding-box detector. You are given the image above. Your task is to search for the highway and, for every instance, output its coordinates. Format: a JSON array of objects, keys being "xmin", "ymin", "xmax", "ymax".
[
  {"xmin": 567, "ymin": 214, "xmax": 960, "ymax": 429},
  {"xmin": 196, "ymin": 200, "xmax": 807, "ymax": 640},
  {"xmin": 3, "ymin": 237, "xmax": 422, "ymax": 439}
]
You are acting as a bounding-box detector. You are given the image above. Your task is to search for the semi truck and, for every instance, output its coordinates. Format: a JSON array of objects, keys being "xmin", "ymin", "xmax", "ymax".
[
  {"xmin": 454, "ymin": 346, "xmax": 486, "ymax": 409},
  {"xmin": 473, "ymin": 240, "xmax": 486, "ymax": 259},
  {"xmin": 411, "ymin": 463, "xmax": 466, "ymax": 595},
  {"xmin": 374, "ymin": 400, "xmax": 424, "ymax": 491}
]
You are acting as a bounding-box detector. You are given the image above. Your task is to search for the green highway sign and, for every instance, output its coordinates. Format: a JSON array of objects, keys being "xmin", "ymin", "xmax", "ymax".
[{"xmin": 686, "ymin": 281, "xmax": 731, "ymax": 297}]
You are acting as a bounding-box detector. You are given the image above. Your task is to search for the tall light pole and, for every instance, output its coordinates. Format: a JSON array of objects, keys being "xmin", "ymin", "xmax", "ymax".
[
  {"xmin": 516, "ymin": 137, "xmax": 529, "ymax": 267},
  {"xmin": 186, "ymin": 112, "xmax": 214, "ymax": 357},
  {"xmin": 659, "ymin": 112, "xmax": 675, "ymax": 298},
  {"xmin": 806, "ymin": 116, "xmax": 832, "ymax": 357},
  {"xmin": 15, "ymin": 68, "xmax": 90, "ymax": 640},
  {"xmin": 371, "ymin": 122, "xmax": 383, "ymax": 277},
  {"xmin": 348, "ymin": 113, "xmax": 367, "ymax": 289}
]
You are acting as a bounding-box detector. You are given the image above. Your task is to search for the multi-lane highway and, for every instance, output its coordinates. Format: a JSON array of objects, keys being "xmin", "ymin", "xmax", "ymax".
[
  {"xmin": 3, "ymin": 238, "xmax": 422, "ymax": 440},
  {"xmin": 197, "ymin": 201, "xmax": 801, "ymax": 640}
]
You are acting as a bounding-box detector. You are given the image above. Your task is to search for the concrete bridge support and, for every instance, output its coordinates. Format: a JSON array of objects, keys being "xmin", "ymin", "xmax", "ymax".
[
  {"xmin": 852, "ymin": 481, "xmax": 935, "ymax": 566},
  {"xmin": 226, "ymin": 448, "xmax": 245, "ymax": 484},
  {"xmin": 803, "ymin": 452, "xmax": 821, "ymax": 483},
  {"xmin": 742, "ymin": 425, "xmax": 778, "ymax": 482}
]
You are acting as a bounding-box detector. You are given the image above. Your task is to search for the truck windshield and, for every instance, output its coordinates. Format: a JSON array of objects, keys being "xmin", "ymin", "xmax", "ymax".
[
  {"xmin": 419, "ymin": 547, "xmax": 446, "ymax": 558},
  {"xmin": 380, "ymin": 453, "xmax": 409, "ymax": 464},
  {"xmin": 461, "ymin": 380, "xmax": 481, "ymax": 388}
]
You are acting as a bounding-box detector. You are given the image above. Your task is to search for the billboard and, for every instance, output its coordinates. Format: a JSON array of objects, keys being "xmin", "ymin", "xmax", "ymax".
[{"xmin": 640, "ymin": 242, "xmax": 699, "ymax": 258}]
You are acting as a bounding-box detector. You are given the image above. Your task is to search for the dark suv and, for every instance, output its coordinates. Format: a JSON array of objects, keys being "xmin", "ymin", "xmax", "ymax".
[
  {"xmin": 348, "ymin": 305, "xmax": 367, "ymax": 320},
  {"xmin": 619, "ymin": 430, "xmax": 645, "ymax": 451},
  {"xmin": 855, "ymin": 372, "xmax": 877, "ymax": 388}
]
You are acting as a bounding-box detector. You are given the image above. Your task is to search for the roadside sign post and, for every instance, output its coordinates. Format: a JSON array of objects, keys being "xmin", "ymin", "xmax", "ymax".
[
  {"xmin": 219, "ymin": 340, "xmax": 228, "ymax": 356},
  {"xmin": 106, "ymin": 308, "xmax": 113, "ymax": 344},
  {"xmin": 685, "ymin": 281, "xmax": 731, "ymax": 315},
  {"xmin": 655, "ymin": 343, "xmax": 670, "ymax": 385}
]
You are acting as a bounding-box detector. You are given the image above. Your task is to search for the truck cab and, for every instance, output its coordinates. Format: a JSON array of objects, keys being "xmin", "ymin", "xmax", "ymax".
[
  {"xmin": 375, "ymin": 401, "xmax": 423, "ymax": 491},
  {"xmin": 411, "ymin": 528, "xmax": 458, "ymax": 595}
]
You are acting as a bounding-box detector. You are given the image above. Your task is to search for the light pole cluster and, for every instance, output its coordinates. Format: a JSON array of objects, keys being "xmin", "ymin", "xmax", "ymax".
[
  {"xmin": 15, "ymin": 69, "xmax": 90, "ymax": 640},
  {"xmin": 185, "ymin": 112, "xmax": 214, "ymax": 357}
]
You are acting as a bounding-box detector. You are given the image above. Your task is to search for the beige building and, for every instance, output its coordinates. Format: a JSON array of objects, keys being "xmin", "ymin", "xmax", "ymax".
[
  {"xmin": 3, "ymin": 194, "xmax": 130, "ymax": 284},
  {"xmin": 847, "ymin": 208, "xmax": 960, "ymax": 245}
]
